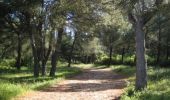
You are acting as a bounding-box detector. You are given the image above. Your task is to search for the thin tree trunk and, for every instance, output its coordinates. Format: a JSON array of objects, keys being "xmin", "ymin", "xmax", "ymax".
[
  {"xmin": 4, "ymin": 17, "xmax": 22, "ymax": 70},
  {"xmin": 121, "ymin": 47, "xmax": 125, "ymax": 64},
  {"xmin": 156, "ymin": 20, "xmax": 161, "ymax": 64},
  {"xmin": 32, "ymin": 43, "xmax": 40, "ymax": 77},
  {"xmin": 41, "ymin": 0, "xmax": 48, "ymax": 76},
  {"xmin": 40, "ymin": 35, "xmax": 46, "ymax": 76},
  {"xmin": 135, "ymin": 17, "xmax": 147, "ymax": 90},
  {"xmin": 49, "ymin": 50, "xmax": 58, "ymax": 77},
  {"xmin": 25, "ymin": 12, "xmax": 40, "ymax": 77},
  {"xmin": 68, "ymin": 33, "xmax": 77, "ymax": 67},
  {"xmin": 49, "ymin": 28, "xmax": 63, "ymax": 77},
  {"xmin": 91, "ymin": 54, "xmax": 95, "ymax": 64},
  {"xmin": 109, "ymin": 46, "xmax": 113, "ymax": 66},
  {"xmin": 34, "ymin": 56, "xmax": 40, "ymax": 77},
  {"xmin": 41, "ymin": 53, "xmax": 49, "ymax": 76},
  {"xmin": 85, "ymin": 55, "xmax": 88, "ymax": 64},
  {"xmin": 166, "ymin": 38, "xmax": 169, "ymax": 61},
  {"xmin": 41, "ymin": 37, "xmax": 50, "ymax": 75},
  {"xmin": 41, "ymin": 62, "xmax": 46, "ymax": 76},
  {"xmin": 29, "ymin": 32, "xmax": 40, "ymax": 77},
  {"xmin": 15, "ymin": 33, "xmax": 22, "ymax": 70},
  {"xmin": 42, "ymin": 46, "xmax": 51, "ymax": 76}
]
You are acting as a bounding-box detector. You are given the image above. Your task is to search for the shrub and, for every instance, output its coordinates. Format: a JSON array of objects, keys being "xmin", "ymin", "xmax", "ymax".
[{"xmin": 0, "ymin": 82, "xmax": 24, "ymax": 100}]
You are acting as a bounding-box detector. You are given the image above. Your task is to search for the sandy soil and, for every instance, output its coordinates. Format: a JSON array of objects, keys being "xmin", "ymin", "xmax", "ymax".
[{"xmin": 16, "ymin": 68, "xmax": 127, "ymax": 100}]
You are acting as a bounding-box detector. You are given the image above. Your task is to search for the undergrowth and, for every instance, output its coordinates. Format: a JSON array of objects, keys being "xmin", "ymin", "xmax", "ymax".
[{"xmin": 112, "ymin": 65, "xmax": 170, "ymax": 100}]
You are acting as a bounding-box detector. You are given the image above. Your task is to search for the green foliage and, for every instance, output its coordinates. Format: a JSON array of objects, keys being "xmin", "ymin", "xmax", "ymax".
[
  {"xmin": 112, "ymin": 65, "xmax": 135, "ymax": 76},
  {"xmin": 96, "ymin": 55, "xmax": 135, "ymax": 65},
  {"xmin": 1, "ymin": 0, "xmax": 170, "ymax": 99},
  {"xmin": 97, "ymin": 57, "xmax": 122, "ymax": 65},
  {"xmin": 0, "ymin": 82, "xmax": 24, "ymax": 100},
  {"xmin": 0, "ymin": 59, "xmax": 16, "ymax": 67},
  {"xmin": 112, "ymin": 65, "xmax": 170, "ymax": 100},
  {"xmin": 0, "ymin": 63, "xmax": 82, "ymax": 100}
]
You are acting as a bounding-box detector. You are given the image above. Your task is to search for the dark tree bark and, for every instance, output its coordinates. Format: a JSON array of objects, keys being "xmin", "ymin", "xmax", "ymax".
[
  {"xmin": 156, "ymin": 15, "xmax": 161, "ymax": 64},
  {"xmin": 166, "ymin": 38, "xmax": 169, "ymax": 61},
  {"xmin": 108, "ymin": 32, "xmax": 113, "ymax": 66},
  {"xmin": 30, "ymin": 33, "xmax": 40, "ymax": 77},
  {"xmin": 85, "ymin": 55, "xmax": 88, "ymax": 64},
  {"xmin": 91, "ymin": 54, "xmax": 95, "ymax": 64},
  {"xmin": 4, "ymin": 17, "xmax": 23, "ymax": 70},
  {"xmin": 15, "ymin": 33, "xmax": 22, "ymax": 70},
  {"xmin": 41, "ymin": 0, "xmax": 52, "ymax": 76},
  {"xmin": 41, "ymin": 61, "xmax": 46, "ymax": 76},
  {"xmin": 40, "ymin": 27, "xmax": 52, "ymax": 76},
  {"xmin": 108, "ymin": 46, "xmax": 113, "ymax": 66},
  {"xmin": 134, "ymin": 17, "xmax": 147, "ymax": 90},
  {"xmin": 49, "ymin": 28, "xmax": 63, "ymax": 77},
  {"xmin": 49, "ymin": 50, "xmax": 58, "ymax": 77},
  {"xmin": 121, "ymin": 47, "xmax": 125, "ymax": 64},
  {"xmin": 33, "ymin": 55, "xmax": 40, "ymax": 77},
  {"xmin": 41, "ymin": 43, "xmax": 52, "ymax": 76},
  {"xmin": 68, "ymin": 32, "xmax": 77, "ymax": 67},
  {"xmin": 25, "ymin": 13, "xmax": 40, "ymax": 77}
]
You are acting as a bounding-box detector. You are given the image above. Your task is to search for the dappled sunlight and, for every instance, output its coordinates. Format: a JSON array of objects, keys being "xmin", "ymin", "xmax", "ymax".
[
  {"xmin": 1, "ymin": 0, "xmax": 170, "ymax": 99},
  {"xmin": 23, "ymin": 68, "xmax": 128, "ymax": 100},
  {"xmin": 18, "ymin": 67, "xmax": 128, "ymax": 100}
]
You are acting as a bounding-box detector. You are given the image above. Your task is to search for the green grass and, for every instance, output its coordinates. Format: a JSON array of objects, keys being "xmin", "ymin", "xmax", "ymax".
[
  {"xmin": 0, "ymin": 63, "xmax": 82, "ymax": 100},
  {"xmin": 111, "ymin": 65, "xmax": 170, "ymax": 100}
]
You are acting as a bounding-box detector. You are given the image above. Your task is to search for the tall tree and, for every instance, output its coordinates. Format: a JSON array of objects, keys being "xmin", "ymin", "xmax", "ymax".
[{"xmin": 118, "ymin": 0, "xmax": 164, "ymax": 90}]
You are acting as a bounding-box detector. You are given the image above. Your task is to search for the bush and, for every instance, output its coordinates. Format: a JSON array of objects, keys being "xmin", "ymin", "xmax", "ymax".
[
  {"xmin": 0, "ymin": 64, "xmax": 82, "ymax": 100},
  {"xmin": 96, "ymin": 57, "xmax": 122, "ymax": 65},
  {"xmin": 114, "ymin": 65, "xmax": 170, "ymax": 100},
  {"xmin": 0, "ymin": 82, "xmax": 24, "ymax": 100},
  {"xmin": 0, "ymin": 59, "xmax": 16, "ymax": 67}
]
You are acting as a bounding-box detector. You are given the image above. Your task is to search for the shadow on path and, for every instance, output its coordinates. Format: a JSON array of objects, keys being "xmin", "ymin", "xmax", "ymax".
[
  {"xmin": 17, "ymin": 68, "xmax": 128, "ymax": 100},
  {"xmin": 43, "ymin": 68, "xmax": 127, "ymax": 92}
]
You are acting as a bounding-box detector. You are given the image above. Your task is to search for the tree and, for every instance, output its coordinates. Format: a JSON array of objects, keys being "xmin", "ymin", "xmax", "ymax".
[
  {"xmin": 118, "ymin": 0, "xmax": 164, "ymax": 90},
  {"xmin": 100, "ymin": 25, "xmax": 120, "ymax": 66}
]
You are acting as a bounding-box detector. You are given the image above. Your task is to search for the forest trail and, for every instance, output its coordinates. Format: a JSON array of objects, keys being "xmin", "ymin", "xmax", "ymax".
[{"xmin": 17, "ymin": 68, "xmax": 127, "ymax": 100}]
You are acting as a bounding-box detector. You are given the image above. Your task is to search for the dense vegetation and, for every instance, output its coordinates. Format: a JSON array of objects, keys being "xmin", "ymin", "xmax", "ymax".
[
  {"xmin": 0, "ymin": 0, "xmax": 170, "ymax": 100},
  {"xmin": 112, "ymin": 65, "xmax": 170, "ymax": 100},
  {"xmin": 0, "ymin": 60, "xmax": 81, "ymax": 100}
]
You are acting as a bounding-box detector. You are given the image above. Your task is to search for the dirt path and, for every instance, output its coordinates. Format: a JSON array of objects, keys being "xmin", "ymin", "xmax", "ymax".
[{"xmin": 17, "ymin": 68, "xmax": 127, "ymax": 100}]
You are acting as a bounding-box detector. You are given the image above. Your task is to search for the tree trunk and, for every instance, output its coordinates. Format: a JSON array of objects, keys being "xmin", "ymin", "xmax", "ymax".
[
  {"xmin": 166, "ymin": 38, "xmax": 169, "ymax": 61},
  {"xmin": 40, "ymin": 35, "xmax": 46, "ymax": 76},
  {"xmin": 29, "ymin": 32, "xmax": 40, "ymax": 77},
  {"xmin": 49, "ymin": 50, "xmax": 58, "ymax": 77},
  {"xmin": 156, "ymin": 18, "xmax": 161, "ymax": 64},
  {"xmin": 121, "ymin": 47, "xmax": 125, "ymax": 64},
  {"xmin": 68, "ymin": 33, "xmax": 77, "ymax": 67},
  {"xmin": 15, "ymin": 33, "xmax": 22, "ymax": 70},
  {"xmin": 41, "ymin": 33, "xmax": 52, "ymax": 76},
  {"xmin": 85, "ymin": 55, "xmax": 88, "ymax": 64},
  {"xmin": 40, "ymin": 34, "xmax": 52, "ymax": 76},
  {"xmin": 49, "ymin": 28, "xmax": 63, "ymax": 77},
  {"xmin": 4, "ymin": 17, "xmax": 23, "ymax": 70},
  {"xmin": 25, "ymin": 12, "xmax": 40, "ymax": 77},
  {"xmin": 41, "ymin": 47, "xmax": 51, "ymax": 76},
  {"xmin": 134, "ymin": 17, "xmax": 147, "ymax": 90},
  {"xmin": 91, "ymin": 54, "xmax": 95, "ymax": 64},
  {"xmin": 34, "ymin": 56, "xmax": 40, "ymax": 77},
  {"xmin": 109, "ymin": 46, "xmax": 113, "ymax": 66},
  {"xmin": 41, "ymin": 61, "xmax": 46, "ymax": 76}
]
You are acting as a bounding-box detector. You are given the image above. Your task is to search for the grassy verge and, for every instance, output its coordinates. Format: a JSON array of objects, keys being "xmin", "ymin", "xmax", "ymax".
[
  {"xmin": 112, "ymin": 65, "xmax": 170, "ymax": 100},
  {"xmin": 0, "ymin": 64, "xmax": 82, "ymax": 100}
]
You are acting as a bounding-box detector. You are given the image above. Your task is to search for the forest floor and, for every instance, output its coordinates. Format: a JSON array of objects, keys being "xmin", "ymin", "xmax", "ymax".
[{"xmin": 16, "ymin": 67, "xmax": 128, "ymax": 100}]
